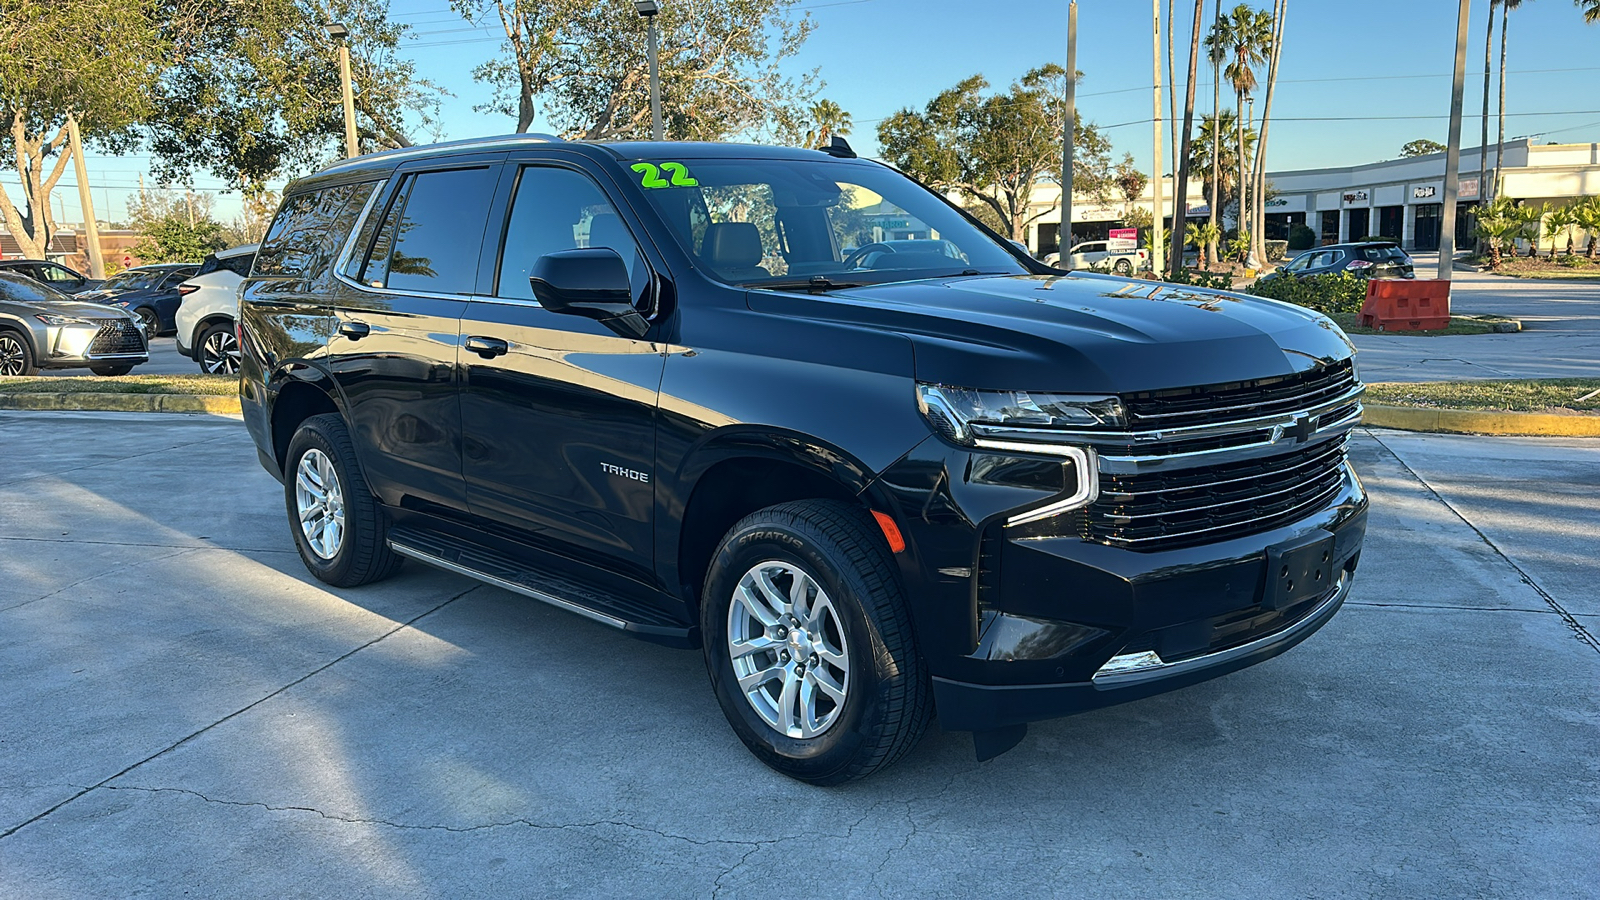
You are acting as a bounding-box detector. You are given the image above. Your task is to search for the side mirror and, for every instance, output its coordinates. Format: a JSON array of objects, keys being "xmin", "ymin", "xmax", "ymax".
[{"xmin": 528, "ymin": 248, "xmax": 649, "ymax": 338}]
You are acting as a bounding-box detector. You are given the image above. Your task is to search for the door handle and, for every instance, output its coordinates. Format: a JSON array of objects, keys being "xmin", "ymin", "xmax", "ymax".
[
  {"xmin": 464, "ymin": 335, "xmax": 509, "ymax": 358},
  {"xmin": 339, "ymin": 321, "xmax": 371, "ymax": 340}
]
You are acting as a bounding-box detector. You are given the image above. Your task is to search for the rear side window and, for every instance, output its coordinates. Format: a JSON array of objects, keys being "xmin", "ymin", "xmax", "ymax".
[
  {"xmin": 256, "ymin": 181, "xmax": 378, "ymax": 279},
  {"xmin": 222, "ymin": 253, "xmax": 255, "ymax": 276},
  {"xmin": 360, "ymin": 167, "xmax": 499, "ymax": 294},
  {"xmin": 1359, "ymin": 245, "xmax": 1406, "ymax": 261}
]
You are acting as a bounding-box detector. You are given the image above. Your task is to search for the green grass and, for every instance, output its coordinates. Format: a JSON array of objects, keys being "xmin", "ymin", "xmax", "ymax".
[
  {"xmin": 1332, "ymin": 313, "xmax": 1514, "ymax": 336},
  {"xmin": 1487, "ymin": 257, "xmax": 1600, "ymax": 280},
  {"xmin": 1366, "ymin": 378, "xmax": 1600, "ymax": 414},
  {"xmin": 0, "ymin": 374, "xmax": 236, "ymax": 396}
]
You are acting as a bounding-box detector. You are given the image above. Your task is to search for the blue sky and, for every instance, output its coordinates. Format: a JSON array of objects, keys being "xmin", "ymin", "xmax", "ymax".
[{"xmin": 19, "ymin": 0, "xmax": 1600, "ymax": 224}]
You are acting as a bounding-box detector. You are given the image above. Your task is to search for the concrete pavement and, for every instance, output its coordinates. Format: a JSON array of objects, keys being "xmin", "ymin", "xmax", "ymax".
[
  {"xmin": 1351, "ymin": 255, "xmax": 1600, "ymax": 382},
  {"xmin": 0, "ymin": 411, "xmax": 1596, "ymax": 897}
]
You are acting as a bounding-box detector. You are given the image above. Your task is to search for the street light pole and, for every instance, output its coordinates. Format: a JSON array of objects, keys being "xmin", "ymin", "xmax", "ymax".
[
  {"xmin": 66, "ymin": 116, "xmax": 105, "ymax": 279},
  {"xmin": 635, "ymin": 1, "xmax": 664, "ymax": 141},
  {"xmin": 1150, "ymin": 0, "xmax": 1165, "ymax": 276},
  {"xmin": 1438, "ymin": 0, "xmax": 1472, "ymax": 282},
  {"xmin": 326, "ymin": 23, "xmax": 359, "ymax": 158},
  {"xmin": 1061, "ymin": 1, "xmax": 1077, "ymax": 255}
]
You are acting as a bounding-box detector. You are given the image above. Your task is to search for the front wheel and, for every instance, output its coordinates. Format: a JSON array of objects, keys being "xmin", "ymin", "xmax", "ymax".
[
  {"xmin": 0, "ymin": 331, "xmax": 37, "ymax": 376},
  {"xmin": 284, "ymin": 413, "xmax": 403, "ymax": 587},
  {"xmin": 135, "ymin": 307, "xmax": 161, "ymax": 337},
  {"xmin": 701, "ymin": 500, "xmax": 931, "ymax": 785}
]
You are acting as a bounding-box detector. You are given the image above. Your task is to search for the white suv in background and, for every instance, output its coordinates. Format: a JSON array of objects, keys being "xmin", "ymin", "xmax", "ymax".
[{"xmin": 175, "ymin": 243, "xmax": 256, "ymax": 374}]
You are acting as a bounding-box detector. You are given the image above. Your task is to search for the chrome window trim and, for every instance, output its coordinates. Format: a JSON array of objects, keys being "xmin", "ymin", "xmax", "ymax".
[
  {"xmin": 970, "ymin": 440, "xmax": 1099, "ymax": 526},
  {"xmin": 331, "ymin": 178, "xmax": 389, "ymax": 281}
]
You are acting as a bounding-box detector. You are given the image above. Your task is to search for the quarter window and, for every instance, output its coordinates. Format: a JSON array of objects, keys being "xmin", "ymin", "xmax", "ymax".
[
  {"xmin": 362, "ymin": 167, "xmax": 499, "ymax": 294},
  {"xmin": 257, "ymin": 182, "xmax": 376, "ymax": 279},
  {"xmin": 496, "ymin": 166, "xmax": 644, "ymax": 302}
]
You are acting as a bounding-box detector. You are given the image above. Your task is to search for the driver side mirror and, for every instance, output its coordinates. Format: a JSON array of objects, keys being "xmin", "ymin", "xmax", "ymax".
[{"xmin": 528, "ymin": 248, "xmax": 649, "ymax": 338}]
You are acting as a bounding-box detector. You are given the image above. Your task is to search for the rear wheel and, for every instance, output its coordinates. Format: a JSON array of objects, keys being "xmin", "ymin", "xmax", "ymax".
[
  {"xmin": 701, "ymin": 500, "xmax": 930, "ymax": 784},
  {"xmin": 197, "ymin": 322, "xmax": 239, "ymax": 374},
  {"xmin": 0, "ymin": 331, "xmax": 36, "ymax": 376},
  {"xmin": 90, "ymin": 364, "xmax": 135, "ymax": 376},
  {"xmin": 134, "ymin": 307, "xmax": 160, "ymax": 337},
  {"xmin": 284, "ymin": 413, "xmax": 403, "ymax": 587}
]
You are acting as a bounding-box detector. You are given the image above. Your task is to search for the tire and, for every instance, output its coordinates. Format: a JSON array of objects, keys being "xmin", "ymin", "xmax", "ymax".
[
  {"xmin": 701, "ymin": 500, "xmax": 931, "ymax": 785},
  {"xmin": 0, "ymin": 330, "xmax": 37, "ymax": 376},
  {"xmin": 134, "ymin": 307, "xmax": 161, "ymax": 337},
  {"xmin": 196, "ymin": 322, "xmax": 240, "ymax": 374},
  {"xmin": 91, "ymin": 364, "xmax": 135, "ymax": 376},
  {"xmin": 1114, "ymin": 258, "xmax": 1133, "ymax": 275},
  {"xmin": 283, "ymin": 413, "xmax": 403, "ymax": 588}
]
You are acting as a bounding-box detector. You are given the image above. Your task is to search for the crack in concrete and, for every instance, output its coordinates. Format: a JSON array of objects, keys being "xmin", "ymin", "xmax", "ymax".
[
  {"xmin": 869, "ymin": 773, "xmax": 959, "ymax": 899},
  {"xmin": 1346, "ymin": 600, "xmax": 1558, "ymax": 614},
  {"xmin": 0, "ymin": 546, "xmax": 200, "ymax": 614},
  {"xmin": 1366, "ymin": 430, "xmax": 1600, "ymax": 655},
  {"xmin": 0, "ymin": 584, "xmax": 484, "ymax": 842}
]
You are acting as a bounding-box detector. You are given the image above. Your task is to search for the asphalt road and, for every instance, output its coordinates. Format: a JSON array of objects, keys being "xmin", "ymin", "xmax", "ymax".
[{"xmin": 1, "ymin": 411, "xmax": 1595, "ymax": 897}]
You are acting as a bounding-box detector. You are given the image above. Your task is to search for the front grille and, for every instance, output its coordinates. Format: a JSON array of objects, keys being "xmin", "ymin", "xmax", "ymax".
[
  {"xmin": 1087, "ymin": 437, "xmax": 1350, "ymax": 551},
  {"xmin": 88, "ymin": 320, "xmax": 145, "ymax": 355},
  {"xmin": 1122, "ymin": 358, "xmax": 1357, "ymax": 430}
]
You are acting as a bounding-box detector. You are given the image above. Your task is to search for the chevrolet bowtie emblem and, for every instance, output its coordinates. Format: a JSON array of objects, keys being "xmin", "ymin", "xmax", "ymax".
[{"xmin": 1289, "ymin": 413, "xmax": 1316, "ymax": 443}]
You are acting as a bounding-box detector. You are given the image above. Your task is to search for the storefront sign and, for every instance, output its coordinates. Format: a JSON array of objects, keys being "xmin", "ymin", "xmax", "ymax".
[
  {"xmin": 1073, "ymin": 205, "xmax": 1121, "ymax": 222},
  {"xmin": 1412, "ymin": 185, "xmax": 1436, "ymax": 199},
  {"xmin": 1263, "ymin": 195, "xmax": 1306, "ymax": 213},
  {"xmin": 1341, "ymin": 189, "xmax": 1369, "ymax": 207},
  {"xmin": 1108, "ymin": 227, "xmax": 1138, "ymax": 251},
  {"xmin": 1458, "ymin": 178, "xmax": 1480, "ymax": 200}
]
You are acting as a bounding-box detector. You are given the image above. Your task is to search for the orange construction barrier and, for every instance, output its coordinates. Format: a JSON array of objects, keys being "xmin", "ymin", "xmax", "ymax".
[{"xmin": 1360, "ymin": 279, "xmax": 1450, "ymax": 331}]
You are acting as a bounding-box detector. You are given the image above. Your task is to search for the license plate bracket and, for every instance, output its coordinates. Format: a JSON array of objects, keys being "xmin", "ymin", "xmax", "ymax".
[{"xmin": 1264, "ymin": 529, "xmax": 1337, "ymax": 611}]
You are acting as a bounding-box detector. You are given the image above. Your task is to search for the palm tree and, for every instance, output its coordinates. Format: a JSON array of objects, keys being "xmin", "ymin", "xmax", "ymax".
[
  {"xmin": 1492, "ymin": 1, "xmax": 1532, "ymax": 202},
  {"xmin": 804, "ymin": 99, "xmax": 852, "ymax": 148},
  {"xmin": 1186, "ymin": 221, "xmax": 1220, "ymax": 268},
  {"xmin": 1248, "ymin": 0, "xmax": 1286, "ymax": 267},
  {"xmin": 1544, "ymin": 204, "xmax": 1578, "ymax": 256},
  {"xmin": 1206, "ymin": 5, "xmax": 1273, "ymax": 253},
  {"xmin": 1479, "ymin": 1, "xmax": 1498, "ymax": 206},
  {"xmin": 1169, "ymin": 0, "xmax": 1205, "ymax": 280},
  {"xmin": 1206, "ymin": 0, "xmax": 1223, "ymax": 267},
  {"xmin": 1474, "ymin": 197, "xmax": 1523, "ymax": 268},
  {"xmin": 1581, "ymin": 0, "xmax": 1600, "ymax": 22},
  {"xmin": 1189, "ymin": 112, "xmax": 1257, "ymax": 224},
  {"xmin": 1576, "ymin": 195, "xmax": 1600, "ymax": 258}
]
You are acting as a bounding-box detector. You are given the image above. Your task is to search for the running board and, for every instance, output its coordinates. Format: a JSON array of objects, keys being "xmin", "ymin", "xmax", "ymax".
[{"xmin": 388, "ymin": 528, "xmax": 696, "ymax": 649}]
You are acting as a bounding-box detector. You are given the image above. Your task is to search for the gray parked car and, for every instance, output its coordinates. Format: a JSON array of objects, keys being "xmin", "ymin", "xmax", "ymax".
[{"xmin": 0, "ymin": 271, "xmax": 149, "ymax": 376}]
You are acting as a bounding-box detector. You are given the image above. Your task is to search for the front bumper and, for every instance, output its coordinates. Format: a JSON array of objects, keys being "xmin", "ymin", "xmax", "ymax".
[{"xmin": 36, "ymin": 319, "xmax": 148, "ymax": 369}]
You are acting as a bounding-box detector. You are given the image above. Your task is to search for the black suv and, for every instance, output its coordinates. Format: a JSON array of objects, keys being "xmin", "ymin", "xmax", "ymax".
[
  {"xmin": 239, "ymin": 135, "xmax": 1368, "ymax": 783},
  {"xmin": 1263, "ymin": 242, "xmax": 1415, "ymax": 282}
]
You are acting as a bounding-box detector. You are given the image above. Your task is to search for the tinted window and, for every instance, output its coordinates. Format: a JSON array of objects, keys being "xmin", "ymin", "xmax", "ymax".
[
  {"xmin": 197, "ymin": 254, "xmax": 222, "ymax": 276},
  {"xmin": 365, "ymin": 167, "xmax": 499, "ymax": 294},
  {"xmin": 104, "ymin": 271, "xmax": 162, "ymax": 291},
  {"xmin": 223, "ymin": 253, "xmax": 256, "ymax": 276},
  {"xmin": 1359, "ymin": 245, "xmax": 1406, "ymax": 261},
  {"xmin": 496, "ymin": 166, "xmax": 643, "ymax": 302},
  {"xmin": 38, "ymin": 264, "xmax": 82, "ymax": 283},
  {"xmin": 0, "ymin": 272, "xmax": 68, "ymax": 303},
  {"xmin": 257, "ymin": 181, "xmax": 377, "ymax": 279}
]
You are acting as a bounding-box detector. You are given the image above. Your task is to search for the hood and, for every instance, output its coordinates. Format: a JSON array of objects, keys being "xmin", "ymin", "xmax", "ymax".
[
  {"xmin": 4, "ymin": 298, "xmax": 138, "ymax": 321},
  {"xmin": 748, "ymin": 272, "xmax": 1356, "ymax": 394}
]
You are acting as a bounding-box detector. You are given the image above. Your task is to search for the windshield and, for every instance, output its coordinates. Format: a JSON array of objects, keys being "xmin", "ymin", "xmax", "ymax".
[
  {"xmin": 0, "ymin": 273, "xmax": 71, "ymax": 304},
  {"xmin": 631, "ymin": 157, "xmax": 1028, "ymax": 289},
  {"xmin": 102, "ymin": 270, "xmax": 162, "ymax": 291}
]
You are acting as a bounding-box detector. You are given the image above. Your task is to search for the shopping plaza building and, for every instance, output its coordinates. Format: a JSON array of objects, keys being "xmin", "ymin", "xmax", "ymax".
[{"xmin": 1024, "ymin": 139, "xmax": 1600, "ymax": 257}]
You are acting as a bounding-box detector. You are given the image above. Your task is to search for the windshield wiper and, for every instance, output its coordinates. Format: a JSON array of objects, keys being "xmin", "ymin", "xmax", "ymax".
[{"xmin": 745, "ymin": 275, "xmax": 866, "ymax": 293}]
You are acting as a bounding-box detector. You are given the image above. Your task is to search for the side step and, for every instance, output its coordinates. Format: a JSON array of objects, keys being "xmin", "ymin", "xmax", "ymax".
[{"xmin": 387, "ymin": 527, "xmax": 697, "ymax": 649}]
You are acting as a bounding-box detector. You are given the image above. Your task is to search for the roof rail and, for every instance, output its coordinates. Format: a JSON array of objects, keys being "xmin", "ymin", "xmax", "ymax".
[{"xmin": 317, "ymin": 133, "xmax": 568, "ymax": 174}]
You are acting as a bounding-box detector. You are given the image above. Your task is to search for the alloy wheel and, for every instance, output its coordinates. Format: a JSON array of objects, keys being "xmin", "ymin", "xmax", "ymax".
[
  {"xmin": 137, "ymin": 308, "xmax": 160, "ymax": 337},
  {"xmin": 0, "ymin": 334, "xmax": 25, "ymax": 376},
  {"xmin": 727, "ymin": 560, "xmax": 851, "ymax": 739},
  {"xmin": 201, "ymin": 329, "xmax": 240, "ymax": 374},
  {"xmin": 295, "ymin": 448, "xmax": 346, "ymax": 560}
]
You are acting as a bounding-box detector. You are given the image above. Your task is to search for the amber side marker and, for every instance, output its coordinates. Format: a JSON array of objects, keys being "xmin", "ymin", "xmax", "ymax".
[{"xmin": 871, "ymin": 510, "xmax": 906, "ymax": 553}]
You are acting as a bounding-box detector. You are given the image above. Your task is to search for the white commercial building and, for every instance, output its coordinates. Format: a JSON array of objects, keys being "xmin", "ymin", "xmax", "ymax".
[{"xmin": 1020, "ymin": 139, "xmax": 1600, "ymax": 257}]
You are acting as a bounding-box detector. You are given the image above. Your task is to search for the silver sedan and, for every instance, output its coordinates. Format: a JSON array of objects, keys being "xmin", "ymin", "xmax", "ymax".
[{"xmin": 0, "ymin": 272, "xmax": 149, "ymax": 376}]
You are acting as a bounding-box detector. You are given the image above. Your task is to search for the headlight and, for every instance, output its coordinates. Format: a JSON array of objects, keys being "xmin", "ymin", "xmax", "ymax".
[
  {"xmin": 112, "ymin": 300, "xmax": 132, "ymax": 307},
  {"xmin": 34, "ymin": 314, "xmax": 90, "ymax": 326},
  {"xmin": 917, "ymin": 383, "xmax": 1125, "ymax": 444}
]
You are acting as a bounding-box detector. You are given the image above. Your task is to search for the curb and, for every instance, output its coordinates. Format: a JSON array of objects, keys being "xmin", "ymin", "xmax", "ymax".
[
  {"xmin": 0, "ymin": 393, "xmax": 242, "ymax": 415},
  {"xmin": 1364, "ymin": 404, "xmax": 1600, "ymax": 437}
]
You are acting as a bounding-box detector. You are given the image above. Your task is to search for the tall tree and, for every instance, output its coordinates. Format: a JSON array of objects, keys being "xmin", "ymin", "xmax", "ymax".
[
  {"xmin": 878, "ymin": 66, "xmax": 1113, "ymax": 242},
  {"xmin": 1479, "ymin": 1, "xmax": 1498, "ymax": 206},
  {"xmin": 1170, "ymin": 0, "xmax": 1205, "ymax": 279},
  {"xmin": 1249, "ymin": 0, "xmax": 1285, "ymax": 266},
  {"xmin": 0, "ymin": 0, "xmax": 166, "ymax": 260},
  {"xmin": 1580, "ymin": 0, "xmax": 1600, "ymax": 22},
  {"xmin": 799, "ymin": 99, "xmax": 853, "ymax": 148},
  {"xmin": 1491, "ymin": 0, "xmax": 1532, "ymax": 202},
  {"xmin": 460, "ymin": 0, "xmax": 818, "ymax": 142},
  {"xmin": 1207, "ymin": 5, "xmax": 1272, "ymax": 252},
  {"xmin": 1401, "ymin": 139, "xmax": 1447, "ymax": 157},
  {"xmin": 1206, "ymin": 0, "xmax": 1223, "ymax": 265},
  {"xmin": 1190, "ymin": 111, "xmax": 1256, "ymax": 218}
]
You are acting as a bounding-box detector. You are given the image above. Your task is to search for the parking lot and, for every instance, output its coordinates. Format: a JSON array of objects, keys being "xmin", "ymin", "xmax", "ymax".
[{"xmin": 1, "ymin": 410, "xmax": 1595, "ymax": 897}]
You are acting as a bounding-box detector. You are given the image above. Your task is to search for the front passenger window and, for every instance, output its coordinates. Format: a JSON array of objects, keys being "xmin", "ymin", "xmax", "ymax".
[{"xmin": 496, "ymin": 166, "xmax": 645, "ymax": 303}]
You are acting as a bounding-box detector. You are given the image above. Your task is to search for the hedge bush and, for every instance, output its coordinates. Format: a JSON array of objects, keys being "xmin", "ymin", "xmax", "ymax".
[
  {"xmin": 1287, "ymin": 223, "xmax": 1317, "ymax": 251},
  {"xmin": 1244, "ymin": 271, "xmax": 1367, "ymax": 316}
]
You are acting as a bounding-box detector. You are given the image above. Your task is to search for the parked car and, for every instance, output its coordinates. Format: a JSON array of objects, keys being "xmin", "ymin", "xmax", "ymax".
[
  {"xmin": 240, "ymin": 135, "xmax": 1367, "ymax": 784},
  {"xmin": 1259, "ymin": 242, "xmax": 1415, "ymax": 283},
  {"xmin": 176, "ymin": 244, "xmax": 257, "ymax": 374},
  {"xmin": 0, "ymin": 259, "xmax": 103, "ymax": 294},
  {"xmin": 1046, "ymin": 240, "xmax": 1150, "ymax": 275},
  {"xmin": 0, "ymin": 271, "xmax": 149, "ymax": 376},
  {"xmin": 77, "ymin": 263, "xmax": 199, "ymax": 336}
]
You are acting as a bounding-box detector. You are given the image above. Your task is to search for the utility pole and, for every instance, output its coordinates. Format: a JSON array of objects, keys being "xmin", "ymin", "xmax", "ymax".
[
  {"xmin": 326, "ymin": 23, "xmax": 359, "ymax": 158},
  {"xmin": 65, "ymin": 116, "xmax": 105, "ymax": 279},
  {"xmin": 1061, "ymin": 0, "xmax": 1077, "ymax": 256},
  {"xmin": 1171, "ymin": 0, "xmax": 1204, "ymax": 281},
  {"xmin": 1151, "ymin": 0, "xmax": 1165, "ymax": 276},
  {"xmin": 1439, "ymin": 0, "xmax": 1472, "ymax": 282}
]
